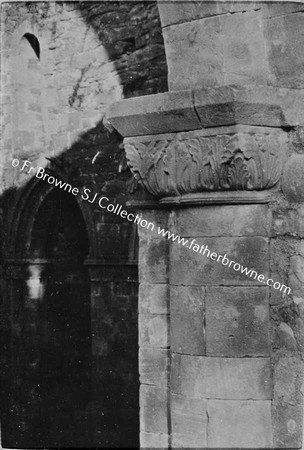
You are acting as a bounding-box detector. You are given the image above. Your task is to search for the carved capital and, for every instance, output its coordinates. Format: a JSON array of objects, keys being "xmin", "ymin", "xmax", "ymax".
[{"xmin": 124, "ymin": 127, "xmax": 288, "ymax": 198}]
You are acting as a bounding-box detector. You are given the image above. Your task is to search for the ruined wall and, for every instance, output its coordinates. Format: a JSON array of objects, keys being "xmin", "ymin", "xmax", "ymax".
[
  {"xmin": 0, "ymin": 1, "xmax": 167, "ymax": 447},
  {"xmin": 108, "ymin": 1, "xmax": 304, "ymax": 448}
]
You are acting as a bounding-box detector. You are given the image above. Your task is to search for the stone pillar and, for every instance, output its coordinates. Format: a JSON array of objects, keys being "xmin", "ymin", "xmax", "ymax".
[{"xmin": 107, "ymin": 3, "xmax": 304, "ymax": 448}]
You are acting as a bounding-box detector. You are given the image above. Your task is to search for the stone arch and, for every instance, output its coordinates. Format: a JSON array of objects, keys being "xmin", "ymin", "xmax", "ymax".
[{"xmin": 5, "ymin": 166, "xmax": 98, "ymax": 260}]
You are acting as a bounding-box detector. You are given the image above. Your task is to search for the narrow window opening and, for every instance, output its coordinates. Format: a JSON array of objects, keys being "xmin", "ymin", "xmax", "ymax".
[{"xmin": 24, "ymin": 33, "xmax": 40, "ymax": 59}]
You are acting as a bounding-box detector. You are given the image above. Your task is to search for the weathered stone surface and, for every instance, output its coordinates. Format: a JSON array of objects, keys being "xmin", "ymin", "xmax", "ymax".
[
  {"xmin": 205, "ymin": 286, "xmax": 270, "ymax": 357},
  {"xmin": 273, "ymin": 355, "xmax": 304, "ymax": 407},
  {"xmin": 136, "ymin": 209, "xmax": 169, "ymax": 240},
  {"xmin": 265, "ymin": 12, "xmax": 304, "ymax": 88},
  {"xmin": 139, "ymin": 348, "xmax": 168, "ymax": 387},
  {"xmin": 282, "ymin": 154, "xmax": 304, "ymax": 203},
  {"xmin": 158, "ymin": 2, "xmax": 262, "ymax": 28},
  {"xmin": 162, "ymin": 12, "xmax": 271, "ymax": 90},
  {"xmin": 162, "ymin": 17, "xmax": 224, "ymax": 90},
  {"xmin": 269, "ymin": 238, "xmax": 294, "ymax": 305},
  {"xmin": 174, "ymin": 204, "xmax": 271, "ymax": 237},
  {"xmin": 289, "ymin": 252, "xmax": 304, "ymax": 299},
  {"xmin": 170, "ymin": 237, "xmax": 269, "ymax": 286},
  {"xmin": 139, "ymin": 314, "xmax": 168, "ymax": 348},
  {"xmin": 140, "ymin": 385, "xmax": 168, "ymax": 434},
  {"xmin": 171, "ymin": 354, "xmax": 272, "ymax": 400},
  {"xmin": 272, "ymin": 403, "xmax": 303, "ymax": 449},
  {"xmin": 274, "ymin": 322, "xmax": 298, "ymax": 352},
  {"xmin": 139, "ymin": 283, "xmax": 168, "ymax": 315},
  {"xmin": 107, "ymin": 90, "xmax": 201, "ymax": 137},
  {"xmin": 261, "ymin": 3, "xmax": 304, "ymax": 20},
  {"xmin": 140, "ymin": 431, "xmax": 169, "ymax": 448},
  {"xmin": 171, "ymin": 394, "xmax": 208, "ymax": 448},
  {"xmin": 170, "ymin": 285, "xmax": 205, "ymax": 355},
  {"xmin": 159, "ymin": 5, "xmax": 304, "ymax": 91},
  {"xmin": 271, "ymin": 206, "xmax": 301, "ymax": 238},
  {"xmin": 139, "ymin": 238, "xmax": 169, "ymax": 283},
  {"xmin": 207, "ymin": 399, "xmax": 273, "ymax": 448},
  {"xmin": 221, "ymin": 11, "xmax": 270, "ymax": 86},
  {"xmin": 158, "ymin": 2, "xmax": 304, "ymax": 30}
]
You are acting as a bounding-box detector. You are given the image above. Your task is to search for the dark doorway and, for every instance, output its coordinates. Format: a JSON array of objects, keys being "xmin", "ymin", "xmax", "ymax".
[
  {"xmin": 2, "ymin": 187, "xmax": 92, "ymax": 448},
  {"xmin": 2, "ymin": 185, "xmax": 139, "ymax": 448},
  {"xmin": 31, "ymin": 188, "xmax": 92, "ymax": 447}
]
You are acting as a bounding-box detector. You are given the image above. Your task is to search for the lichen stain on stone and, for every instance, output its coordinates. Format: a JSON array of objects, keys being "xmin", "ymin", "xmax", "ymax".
[
  {"xmin": 287, "ymin": 418, "xmax": 297, "ymax": 434},
  {"xmin": 254, "ymin": 304, "xmax": 268, "ymax": 322}
]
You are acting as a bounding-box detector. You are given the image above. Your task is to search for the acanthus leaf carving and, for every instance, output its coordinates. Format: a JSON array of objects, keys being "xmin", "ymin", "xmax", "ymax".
[{"xmin": 124, "ymin": 130, "xmax": 287, "ymax": 198}]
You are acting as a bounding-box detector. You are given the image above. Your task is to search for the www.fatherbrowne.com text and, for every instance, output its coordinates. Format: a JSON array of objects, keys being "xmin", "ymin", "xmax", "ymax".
[{"xmin": 13, "ymin": 159, "xmax": 291, "ymax": 295}]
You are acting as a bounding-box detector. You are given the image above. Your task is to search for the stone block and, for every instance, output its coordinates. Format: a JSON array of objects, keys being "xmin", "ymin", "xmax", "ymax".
[
  {"xmin": 221, "ymin": 11, "xmax": 270, "ymax": 85},
  {"xmin": 174, "ymin": 204, "xmax": 271, "ymax": 237},
  {"xmin": 205, "ymin": 286, "xmax": 270, "ymax": 357},
  {"xmin": 162, "ymin": 17, "xmax": 224, "ymax": 90},
  {"xmin": 140, "ymin": 431, "xmax": 168, "ymax": 448},
  {"xmin": 139, "ymin": 314, "xmax": 168, "ymax": 348},
  {"xmin": 140, "ymin": 385, "xmax": 168, "ymax": 434},
  {"xmin": 139, "ymin": 239, "xmax": 169, "ymax": 283},
  {"xmin": 269, "ymin": 238, "xmax": 293, "ymax": 305},
  {"xmin": 207, "ymin": 399, "xmax": 273, "ymax": 448},
  {"xmin": 194, "ymin": 84, "xmax": 304, "ymax": 127},
  {"xmin": 272, "ymin": 403, "xmax": 303, "ymax": 449},
  {"xmin": 171, "ymin": 354, "xmax": 272, "ymax": 400},
  {"xmin": 171, "ymin": 393, "xmax": 207, "ymax": 448},
  {"xmin": 271, "ymin": 207, "xmax": 299, "ymax": 238},
  {"xmin": 139, "ymin": 348, "xmax": 168, "ymax": 387},
  {"xmin": 139, "ymin": 283, "xmax": 168, "ymax": 315},
  {"xmin": 289, "ymin": 253, "xmax": 304, "ymax": 295},
  {"xmin": 170, "ymin": 237, "xmax": 269, "ymax": 286},
  {"xmin": 106, "ymin": 90, "xmax": 201, "ymax": 137},
  {"xmin": 273, "ymin": 355, "xmax": 304, "ymax": 406},
  {"xmin": 170, "ymin": 286, "xmax": 205, "ymax": 355},
  {"xmin": 137, "ymin": 209, "xmax": 170, "ymax": 241},
  {"xmin": 282, "ymin": 154, "xmax": 304, "ymax": 203},
  {"xmin": 265, "ymin": 13, "xmax": 304, "ymax": 88}
]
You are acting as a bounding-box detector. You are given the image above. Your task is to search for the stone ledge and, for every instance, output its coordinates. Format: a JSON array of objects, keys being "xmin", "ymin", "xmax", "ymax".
[
  {"xmin": 159, "ymin": 191, "xmax": 274, "ymax": 206},
  {"xmin": 194, "ymin": 84, "xmax": 304, "ymax": 128},
  {"xmin": 107, "ymin": 89, "xmax": 201, "ymax": 137},
  {"xmin": 127, "ymin": 191, "xmax": 275, "ymax": 209},
  {"xmin": 106, "ymin": 85, "xmax": 304, "ymax": 137}
]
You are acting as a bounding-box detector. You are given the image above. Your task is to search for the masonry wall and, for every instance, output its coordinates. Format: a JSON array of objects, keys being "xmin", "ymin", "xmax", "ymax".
[
  {"xmin": 138, "ymin": 201, "xmax": 304, "ymax": 448},
  {"xmin": 0, "ymin": 1, "xmax": 167, "ymax": 447},
  {"xmin": 158, "ymin": 1, "xmax": 304, "ymax": 91}
]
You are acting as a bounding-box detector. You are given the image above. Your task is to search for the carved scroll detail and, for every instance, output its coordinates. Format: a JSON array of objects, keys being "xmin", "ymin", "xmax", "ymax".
[{"xmin": 124, "ymin": 132, "xmax": 286, "ymax": 197}]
